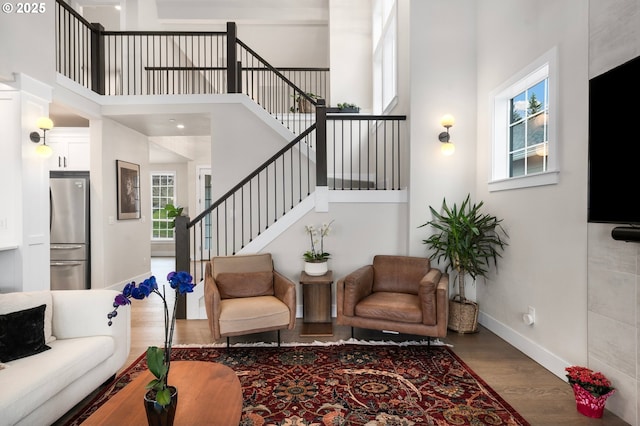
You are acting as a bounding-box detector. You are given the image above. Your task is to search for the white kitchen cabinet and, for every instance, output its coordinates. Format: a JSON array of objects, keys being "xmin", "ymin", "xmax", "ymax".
[{"xmin": 47, "ymin": 127, "xmax": 90, "ymax": 171}]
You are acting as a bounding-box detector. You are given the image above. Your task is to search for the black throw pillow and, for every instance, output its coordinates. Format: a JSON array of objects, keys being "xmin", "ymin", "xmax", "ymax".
[{"xmin": 0, "ymin": 304, "xmax": 51, "ymax": 362}]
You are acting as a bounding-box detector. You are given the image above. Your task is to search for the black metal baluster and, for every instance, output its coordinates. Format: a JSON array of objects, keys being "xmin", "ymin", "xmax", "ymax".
[
  {"xmin": 232, "ymin": 194, "xmax": 236, "ymax": 254},
  {"xmin": 358, "ymin": 120, "xmax": 363, "ymax": 189},
  {"xmin": 257, "ymin": 174, "xmax": 261, "ymax": 235},
  {"xmin": 249, "ymin": 179, "xmax": 253, "ymax": 242},
  {"xmin": 367, "ymin": 119, "xmax": 371, "ymax": 190},
  {"xmin": 239, "ymin": 186, "xmax": 244, "ymax": 250},
  {"xmin": 383, "ymin": 120, "xmax": 387, "ymax": 189}
]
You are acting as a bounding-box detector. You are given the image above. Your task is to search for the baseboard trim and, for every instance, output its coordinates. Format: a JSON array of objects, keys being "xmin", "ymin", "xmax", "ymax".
[{"xmin": 478, "ymin": 310, "xmax": 571, "ymax": 380}]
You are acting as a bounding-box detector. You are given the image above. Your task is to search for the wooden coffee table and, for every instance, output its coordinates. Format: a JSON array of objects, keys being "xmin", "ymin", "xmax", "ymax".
[{"xmin": 82, "ymin": 361, "xmax": 242, "ymax": 425}]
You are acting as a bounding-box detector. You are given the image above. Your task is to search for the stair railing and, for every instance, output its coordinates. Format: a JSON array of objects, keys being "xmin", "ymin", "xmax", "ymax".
[
  {"xmin": 235, "ymin": 39, "xmax": 319, "ymax": 136},
  {"xmin": 174, "ymin": 122, "xmax": 319, "ymax": 290}
]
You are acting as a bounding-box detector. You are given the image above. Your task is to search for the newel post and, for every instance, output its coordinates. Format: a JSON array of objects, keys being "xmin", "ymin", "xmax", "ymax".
[
  {"xmin": 174, "ymin": 215, "xmax": 190, "ymax": 319},
  {"xmin": 90, "ymin": 22, "xmax": 105, "ymax": 95},
  {"xmin": 315, "ymin": 99, "xmax": 327, "ymax": 187},
  {"xmin": 226, "ymin": 22, "xmax": 237, "ymax": 93}
]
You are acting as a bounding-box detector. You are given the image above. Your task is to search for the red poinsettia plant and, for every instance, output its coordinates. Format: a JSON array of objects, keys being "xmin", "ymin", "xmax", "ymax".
[{"xmin": 565, "ymin": 366, "xmax": 615, "ymax": 398}]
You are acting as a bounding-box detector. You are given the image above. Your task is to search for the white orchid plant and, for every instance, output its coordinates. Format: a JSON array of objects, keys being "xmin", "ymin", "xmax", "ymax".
[{"xmin": 303, "ymin": 220, "xmax": 334, "ymax": 262}]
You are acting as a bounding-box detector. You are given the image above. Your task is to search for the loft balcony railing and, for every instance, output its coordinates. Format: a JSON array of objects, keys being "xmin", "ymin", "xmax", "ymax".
[
  {"xmin": 55, "ymin": 2, "xmax": 328, "ymax": 102},
  {"xmin": 326, "ymin": 112, "xmax": 406, "ymax": 190}
]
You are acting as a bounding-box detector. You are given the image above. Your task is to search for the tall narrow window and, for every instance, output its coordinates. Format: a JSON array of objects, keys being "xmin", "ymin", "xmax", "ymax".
[
  {"xmin": 373, "ymin": 0, "xmax": 397, "ymax": 114},
  {"xmin": 508, "ymin": 79, "xmax": 548, "ymax": 177},
  {"xmin": 151, "ymin": 172, "xmax": 176, "ymax": 240},
  {"xmin": 490, "ymin": 47, "xmax": 558, "ymax": 192}
]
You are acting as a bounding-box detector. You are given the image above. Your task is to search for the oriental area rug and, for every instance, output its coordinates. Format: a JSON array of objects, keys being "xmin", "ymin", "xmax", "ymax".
[{"xmin": 65, "ymin": 342, "xmax": 530, "ymax": 426}]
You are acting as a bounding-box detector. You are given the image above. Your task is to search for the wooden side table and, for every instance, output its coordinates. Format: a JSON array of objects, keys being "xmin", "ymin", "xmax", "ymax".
[{"xmin": 300, "ymin": 271, "xmax": 334, "ymax": 336}]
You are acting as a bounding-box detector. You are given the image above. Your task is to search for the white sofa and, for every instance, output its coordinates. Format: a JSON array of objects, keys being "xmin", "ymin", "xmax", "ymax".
[{"xmin": 0, "ymin": 290, "xmax": 130, "ymax": 426}]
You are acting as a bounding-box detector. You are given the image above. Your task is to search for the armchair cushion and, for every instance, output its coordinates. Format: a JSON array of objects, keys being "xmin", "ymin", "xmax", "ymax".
[
  {"xmin": 216, "ymin": 271, "xmax": 274, "ymax": 299},
  {"xmin": 372, "ymin": 255, "xmax": 431, "ymax": 294},
  {"xmin": 219, "ymin": 295, "xmax": 291, "ymax": 336},
  {"xmin": 355, "ymin": 292, "xmax": 423, "ymax": 324}
]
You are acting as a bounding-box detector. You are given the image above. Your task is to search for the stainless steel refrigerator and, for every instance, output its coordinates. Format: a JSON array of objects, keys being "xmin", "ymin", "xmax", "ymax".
[{"xmin": 50, "ymin": 171, "xmax": 90, "ymax": 290}]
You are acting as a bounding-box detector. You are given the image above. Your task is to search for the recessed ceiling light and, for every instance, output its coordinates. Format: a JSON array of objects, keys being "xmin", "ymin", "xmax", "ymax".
[
  {"xmin": 115, "ymin": 5, "xmax": 121, "ymax": 11},
  {"xmin": 176, "ymin": 124, "xmax": 185, "ymax": 129}
]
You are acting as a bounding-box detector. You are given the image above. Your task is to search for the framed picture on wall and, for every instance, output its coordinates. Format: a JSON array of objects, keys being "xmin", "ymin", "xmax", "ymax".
[{"xmin": 116, "ymin": 160, "xmax": 141, "ymax": 220}]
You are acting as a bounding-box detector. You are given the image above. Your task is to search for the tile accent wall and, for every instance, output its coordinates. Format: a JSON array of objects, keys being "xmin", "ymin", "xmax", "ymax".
[
  {"xmin": 588, "ymin": 4, "xmax": 640, "ymax": 424},
  {"xmin": 587, "ymin": 224, "xmax": 638, "ymax": 424}
]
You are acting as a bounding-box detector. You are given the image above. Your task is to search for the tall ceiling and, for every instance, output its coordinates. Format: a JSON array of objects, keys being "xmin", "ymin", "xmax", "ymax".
[{"xmin": 74, "ymin": 0, "xmax": 328, "ymax": 26}]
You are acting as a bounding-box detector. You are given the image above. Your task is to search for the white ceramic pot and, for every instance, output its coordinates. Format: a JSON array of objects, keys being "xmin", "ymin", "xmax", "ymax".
[{"xmin": 304, "ymin": 261, "xmax": 328, "ymax": 276}]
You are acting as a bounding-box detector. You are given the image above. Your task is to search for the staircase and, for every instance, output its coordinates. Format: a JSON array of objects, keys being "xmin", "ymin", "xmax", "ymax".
[{"xmin": 55, "ymin": 0, "xmax": 407, "ymax": 318}]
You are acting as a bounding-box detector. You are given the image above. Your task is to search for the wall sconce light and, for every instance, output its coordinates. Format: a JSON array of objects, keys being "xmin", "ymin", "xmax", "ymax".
[
  {"xmin": 438, "ymin": 114, "xmax": 455, "ymax": 156},
  {"xmin": 30, "ymin": 116, "xmax": 54, "ymax": 158}
]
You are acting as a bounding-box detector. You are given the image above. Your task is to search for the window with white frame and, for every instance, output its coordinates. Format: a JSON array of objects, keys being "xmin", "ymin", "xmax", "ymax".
[
  {"xmin": 490, "ymin": 47, "xmax": 559, "ymax": 192},
  {"xmin": 373, "ymin": 0, "xmax": 397, "ymax": 114},
  {"xmin": 151, "ymin": 172, "xmax": 176, "ymax": 240}
]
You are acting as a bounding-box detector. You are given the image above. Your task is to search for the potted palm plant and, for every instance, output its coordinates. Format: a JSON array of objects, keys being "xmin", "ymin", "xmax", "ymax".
[{"xmin": 420, "ymin": 194, "xmax": 508, "ymax": 333}]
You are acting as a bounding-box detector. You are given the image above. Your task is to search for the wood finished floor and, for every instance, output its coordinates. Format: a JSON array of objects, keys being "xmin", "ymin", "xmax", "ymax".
[{"xmin": 54, "ymin": 259, "xmax": 629, "ymax": 426}]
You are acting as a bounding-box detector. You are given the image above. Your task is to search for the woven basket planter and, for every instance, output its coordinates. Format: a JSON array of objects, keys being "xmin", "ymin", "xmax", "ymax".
[{"xmin": 448, "ymin": 295, "xmax": 479, "ymax": 334}]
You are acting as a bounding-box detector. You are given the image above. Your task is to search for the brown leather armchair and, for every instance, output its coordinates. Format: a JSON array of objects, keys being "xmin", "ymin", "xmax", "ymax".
[
  {"xmin": 337, "ymin": 255, "xmax": 449, "ymax": 339},
  {"xmin": 204, "ymin": 253, "xmax": 296, "ymax": 345}
]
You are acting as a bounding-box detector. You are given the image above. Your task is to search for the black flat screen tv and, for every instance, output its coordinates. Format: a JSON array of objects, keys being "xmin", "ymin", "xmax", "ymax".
[{"xmin": 588, "ymin": 55, "xmax": 640, "ymax": 225}]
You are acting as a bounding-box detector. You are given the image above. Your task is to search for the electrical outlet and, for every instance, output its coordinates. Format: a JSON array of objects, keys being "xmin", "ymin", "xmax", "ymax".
[{"xmin": 528, "ymin": 306, "xmax": 536, "ymax": 323}]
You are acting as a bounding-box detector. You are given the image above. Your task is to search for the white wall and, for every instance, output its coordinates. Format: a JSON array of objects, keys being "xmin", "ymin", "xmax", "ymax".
[
  {"xmin": 329, "ymin": 0, "xmax": 372, "ymax": 111},
  {"xmin": 406, "ymin": 0, "xmax": 478, "ymax": 272},
  {"xmin": 211, "ymin": 103, "xmax": 292, "ymax": 200},
  {"xmin": 263, "ymin": 200, "xmax": 409, "ymax": 309},
  {"xmin": 81, "ymin": 5, "xmax": 121, "ymax": 31},
  {"xmin": 90, "ymin": 118, "xmax": 152, "ymax": 289},
  {"xmin": 237, "ymin": 24, "xmax": 329, "ymax": 69},
  {"xmin": 474, "ymin": 0, "xmax": 589, "ymax": 369},
  {"xmin": 136, "ymin": 5, "xmax": 329, "ymax": 70},
  {"xmin": 0, "ymin": 0, "xmax": 55, "ymax": 85}
]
